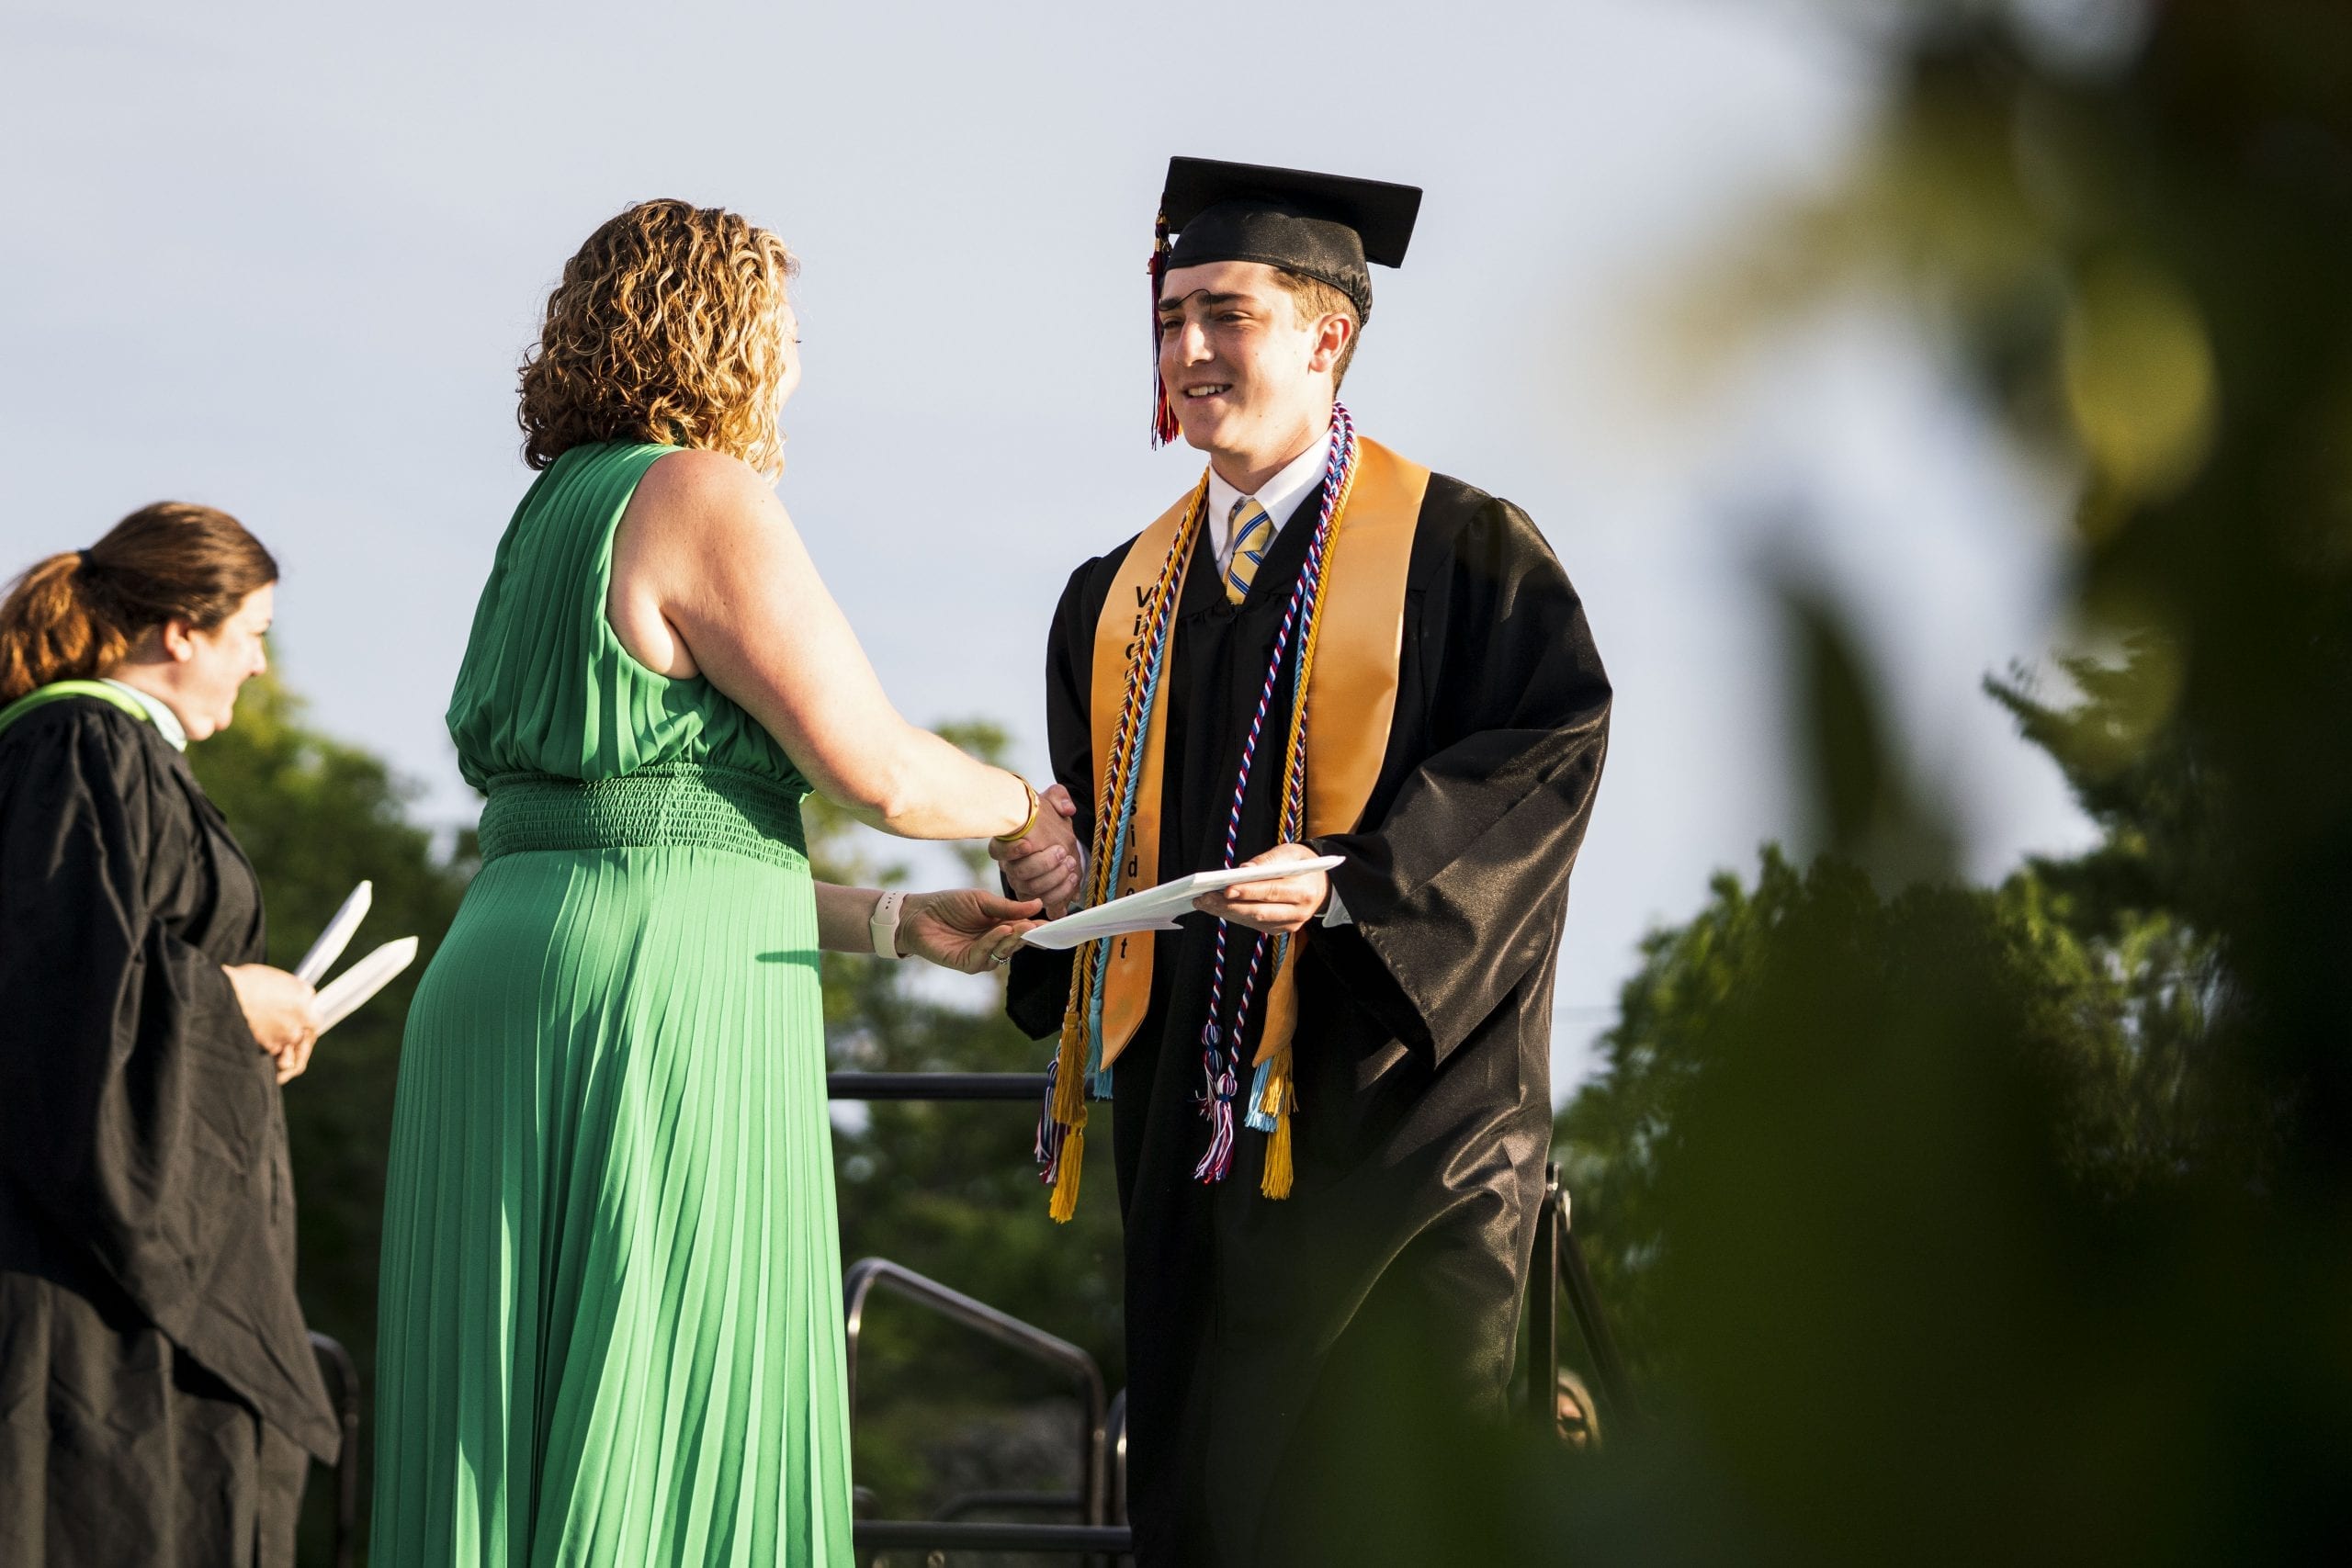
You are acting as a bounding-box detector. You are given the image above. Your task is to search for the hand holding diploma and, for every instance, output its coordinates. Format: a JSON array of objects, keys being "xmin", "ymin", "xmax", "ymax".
[
  {"xmin": 1192, "ymin": 842, "xmax": 1335, "ymax": 936},
  {"xmin": 1022, "ymin": 851, "xmax": 1347, "ymax": 949},
  {"xmin": 225, "ymin": 963, "xmax": 322, "ymax": 1083},
  {"xmin": 227, "ymin": 881, "xmax": 419, "ymax": 1082}
]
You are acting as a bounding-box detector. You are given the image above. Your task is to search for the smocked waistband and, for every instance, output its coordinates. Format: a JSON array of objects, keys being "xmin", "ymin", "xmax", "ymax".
[{"xmin": 477, "ymin": 763, "xmax": 808, "ymax": 871}]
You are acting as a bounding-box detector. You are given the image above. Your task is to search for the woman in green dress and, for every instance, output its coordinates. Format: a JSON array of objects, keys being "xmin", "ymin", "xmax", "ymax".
[{"xmin": 372, "ymin": 200, "xmax": 1081, "ymax": 1566}]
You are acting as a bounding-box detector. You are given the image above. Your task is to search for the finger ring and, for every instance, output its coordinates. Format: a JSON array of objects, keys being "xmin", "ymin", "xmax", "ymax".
[{"xmin": 991, "ymin": 951, "xmax": 1011, "ymax": 966}]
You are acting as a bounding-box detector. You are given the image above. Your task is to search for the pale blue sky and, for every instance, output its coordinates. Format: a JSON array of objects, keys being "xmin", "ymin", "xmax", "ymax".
[{"xmin": 0, "ymin": 0, "xmax": 2096, "ymax": 1091}]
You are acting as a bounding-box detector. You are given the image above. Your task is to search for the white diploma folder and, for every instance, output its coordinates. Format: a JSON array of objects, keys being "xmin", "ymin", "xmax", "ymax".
[
  {"xmin": 314, "ymin": 937, "xmax": 419, "ymax": 1033},
  {"xmin": 294, "ymin": 881, "xmax": 372, "ymax": 986},
  {"xmin": 1021, "ymin": 855, "xmax": 1345, "ymax": 951},
  {"xmin": 291, "ymin": 879, "xmax": 419, "ymax": 1033}
]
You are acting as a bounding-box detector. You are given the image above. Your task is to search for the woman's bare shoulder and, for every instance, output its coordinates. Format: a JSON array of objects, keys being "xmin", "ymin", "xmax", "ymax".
[
  {"xmin": 632, "ymin": 446, "xmax": 778, "ymax": 519},
  {"xmin": 618, "ymin": 448, "xmax": 801, "ymax": 578}
]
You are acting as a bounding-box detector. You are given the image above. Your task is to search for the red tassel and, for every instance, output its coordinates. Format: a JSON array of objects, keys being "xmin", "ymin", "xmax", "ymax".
[{"xmin": 1150, "ymin": 209, "xmax": 1179, "ymax": 448}]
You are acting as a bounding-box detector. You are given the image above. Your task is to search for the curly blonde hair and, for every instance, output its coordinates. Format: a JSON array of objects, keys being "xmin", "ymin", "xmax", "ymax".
[{"xmin": 518, "ymin": 199, "xmax": 798, "ymax": 475}]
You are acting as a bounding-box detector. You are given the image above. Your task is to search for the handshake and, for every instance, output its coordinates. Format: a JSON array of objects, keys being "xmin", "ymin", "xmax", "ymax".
[
  {"xmin": 865, "ymin": 784, "xmax": 1086, "ymax": 976},
  {"xmin": 989, "ymin": 783, "xmax": 1086, "ymax": 916}
]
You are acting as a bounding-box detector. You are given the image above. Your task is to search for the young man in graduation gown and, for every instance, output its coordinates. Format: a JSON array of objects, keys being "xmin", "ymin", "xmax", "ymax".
[{"xmin": 997, "ymin": 158, "xmax": 1612, "ymax": 1566}]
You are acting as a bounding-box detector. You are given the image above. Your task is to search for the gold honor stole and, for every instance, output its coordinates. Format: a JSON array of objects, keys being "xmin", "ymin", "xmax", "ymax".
[{"xmin": 1085, "ymin": 437, "xmax": 1430, "ymax": 1076}]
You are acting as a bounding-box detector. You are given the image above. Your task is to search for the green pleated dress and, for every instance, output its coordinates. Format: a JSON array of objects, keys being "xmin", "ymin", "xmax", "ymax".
[{"xmin": 373, "ymin": 443, "xmax": 852, "ymax": 1565}]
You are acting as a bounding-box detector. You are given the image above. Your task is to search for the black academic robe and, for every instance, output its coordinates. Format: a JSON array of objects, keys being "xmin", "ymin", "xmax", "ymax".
[
  {"xmin": 1007, "ymin": 468, "xmax": 1611, "ymax": 1567},
  {"xmin": 0, "ymin": 697, "xmax": 334, "ymax": 1568}
]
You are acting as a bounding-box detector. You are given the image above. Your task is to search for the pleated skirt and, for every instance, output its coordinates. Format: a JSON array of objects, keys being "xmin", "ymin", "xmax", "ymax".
[{"xmin": 370, "ymin": 844, "xmax": 850, "ymax": 1566}]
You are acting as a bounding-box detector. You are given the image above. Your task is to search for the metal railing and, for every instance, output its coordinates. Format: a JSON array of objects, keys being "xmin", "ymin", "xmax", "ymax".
[
  {"xmin": 309, "ymin": 1331, "xmax": 363, "ymax": 1568},
  {"xmin": 939, "ymin": 1488, "xmax": 1085, "ymax": 1521},
  {"xmin": 829, "ymin": 1071, "xmax": 1046, "ymax": 1102},
  {"xmin": 856, "ymin": 1520, "xmax": 1137, "ymax": 1555},
  {"xmin": 1104, "ymin": 1389, "xmax": 1129, "ymax": 1529},
  {"xmin": 833, "ymin": 1071, "xmax": 1131, "ymax": 1562},
  {"xmin": 841, "ymin": 1255, "xmax": 1111, "ymax": 1528},
  {"xmin": 1523, "ymin": 1161, "xmax": 1635, "ymax": 1435}
]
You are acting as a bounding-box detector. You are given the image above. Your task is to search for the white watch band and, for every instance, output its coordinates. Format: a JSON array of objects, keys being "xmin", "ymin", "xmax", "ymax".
[{"xmin": 870, "ymin": 890, "xmax": 907, "ymax": 960}]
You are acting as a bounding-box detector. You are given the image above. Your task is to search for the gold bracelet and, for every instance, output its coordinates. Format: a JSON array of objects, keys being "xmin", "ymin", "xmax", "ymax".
[{"xmin": 993, "ymin": 777, "xmax": 1041, "ymax": 844}]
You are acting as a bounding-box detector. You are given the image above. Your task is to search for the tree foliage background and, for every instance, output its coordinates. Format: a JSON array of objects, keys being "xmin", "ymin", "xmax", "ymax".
[
  {"xmin": 1542, "ymin": 3, "xmax": 2352, "ymax": 1562},
  {"xmin": 191, "ymin": 677, "xmax": 473, "ymax": 1564}
]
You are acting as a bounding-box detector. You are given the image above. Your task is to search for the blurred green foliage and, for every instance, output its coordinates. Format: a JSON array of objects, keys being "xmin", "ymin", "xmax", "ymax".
[
  {"xmin": 1544, "ymin": 3, "xmax": 2352, "ymax": 1561},
  {"xmin": 191, "ymin": 671, "xmax": 474, "ymax": 1385},
  {"xmin": 1560, "ymin": 644, "xmax": 2235, "ymax": 1385},
  {"xmin": 189, "ymin": 671, "xmax": 473, "ymax": 1564}
]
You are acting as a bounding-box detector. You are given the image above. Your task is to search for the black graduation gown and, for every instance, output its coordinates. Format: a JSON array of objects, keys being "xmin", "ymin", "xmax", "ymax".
[
  {"xmin": 0, "ymin": 697, "xmax": 335, "ymax": 1568},
  {"xmin": 1007, "ymin": 469, "xmax": 1611, "ymax": 1566}
]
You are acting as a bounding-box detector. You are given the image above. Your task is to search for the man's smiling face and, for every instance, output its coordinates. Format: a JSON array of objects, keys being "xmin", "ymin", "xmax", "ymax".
[{"xmin": 1157, "ymin": 259, "xmax": 1341, "ymax": 461}]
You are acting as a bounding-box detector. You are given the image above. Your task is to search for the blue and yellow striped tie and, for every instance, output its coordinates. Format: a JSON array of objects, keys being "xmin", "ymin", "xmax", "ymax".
[{"xmin": 1225, "ymin": 499, "xmax": 1275, "ymax": 604}]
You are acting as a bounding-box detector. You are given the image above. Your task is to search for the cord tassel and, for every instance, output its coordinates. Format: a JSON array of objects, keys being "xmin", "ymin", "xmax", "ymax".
[
  {"xmin": 1051, "ymin": 1024, "xmax": 1088, "ymax": 1126},
  {"xmin": 1193, "ymin": 1065, "xmax": 1238, "ymax": 1183},
  {"xmin": 1149, "ymin": 209, "xmax": 1179, "ymax": 447},
  {"xmin": 1254, "ymin": 1050, "xmax": 1296, "ymax": 1199},
  {"xmin": 1244, "ymin": 1055, "xmax": 1278, "ymax": 1134},
  {"xmin": 1261, "ymin": 1105, "xmax": 1295, "ymax": 1200},
  {"xmin": 1049, "ymin": 1110, "xmax": 1087, "ymax": 1224},
  {"xmin": 1035, "ymin": 1056, "xmax": 1072, "ymax": 1187}
]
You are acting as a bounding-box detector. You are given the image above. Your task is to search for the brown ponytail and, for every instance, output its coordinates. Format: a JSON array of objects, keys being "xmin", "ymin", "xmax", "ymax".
[{"xmin": 0, "ymin": 503, "xmax": 278, "ymax": 704}]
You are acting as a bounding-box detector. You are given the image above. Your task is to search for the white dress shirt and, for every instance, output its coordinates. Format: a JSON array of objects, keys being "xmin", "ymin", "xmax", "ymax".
[
  {"xmin": 1199, "ymin": 431, "xmax": 1352, "ymax": 927},
  {"xmin": 103, "ymin": 678, "xmax": 187, "ymax": 750},
  {"xmin": 1205, "ymin": 431, "xmax": 1333, "ymax": 580}
]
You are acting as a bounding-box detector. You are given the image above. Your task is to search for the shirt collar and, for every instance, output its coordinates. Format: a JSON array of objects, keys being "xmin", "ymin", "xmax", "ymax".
[
  {"xmin": 1205, "ymin": 429, "xmax": 1335, "ymax": 560},
  {"xmin": 101, "ymin": 678, "xmax": 189, "ymax": 750}
]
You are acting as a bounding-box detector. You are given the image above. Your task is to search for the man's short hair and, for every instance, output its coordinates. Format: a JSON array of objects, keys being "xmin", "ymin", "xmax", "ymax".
[{"xmin": 1272, "ymin": 270, "xmax": 1363, "ymax": 390}]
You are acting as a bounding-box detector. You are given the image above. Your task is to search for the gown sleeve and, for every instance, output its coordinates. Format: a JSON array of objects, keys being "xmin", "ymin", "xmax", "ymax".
[
  {"xmin": 1306, "ymin": 497, "xmax": 1612, "ymax": 1066},
  {"xmin": 1004, "ymin": 557, "xmax": 1104, "ymax": 1040},
  {"xmin": 0, "ymin": 707, "xmax": 262, "ymax": 1325}
]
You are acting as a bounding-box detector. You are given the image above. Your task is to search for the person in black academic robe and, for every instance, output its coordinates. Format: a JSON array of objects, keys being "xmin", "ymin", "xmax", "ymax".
[
  {"xmin": 0, "ymin": 694, "xmax": 339, "ymax": 1567},
  {"xmin": 1006, "ymin": 470, "xmax": 1611, "ymax": 1566}
]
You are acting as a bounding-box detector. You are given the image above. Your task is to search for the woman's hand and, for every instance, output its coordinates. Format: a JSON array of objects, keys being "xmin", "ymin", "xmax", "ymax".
[
  {"xmin": 224, "ymin": 964, "xmax": 322, "ymax": 1084},
  {"xmin": 899, "ymin": 889, "xmax": 1044, "ymax": 974},
  {"xmin": 989, "ymin": 784, "xmax": 1085, "ymax": 917}
]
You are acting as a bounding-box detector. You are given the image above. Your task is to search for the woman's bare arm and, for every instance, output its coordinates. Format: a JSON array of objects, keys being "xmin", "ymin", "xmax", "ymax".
[
  {"xmin": 813, "ymin": 882, "xmax": 888, "ymax": 953},
  {"xmin": 812, "ymin": 880, "xmax": 1043, "ymax": 971},
  {"xmin": 607, "ymin": 449, "xmax": 1054, "ymax": 842}
]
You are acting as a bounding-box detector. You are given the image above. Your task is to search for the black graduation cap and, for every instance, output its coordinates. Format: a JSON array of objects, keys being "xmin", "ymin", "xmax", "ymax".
[{"xmin": 1149, "ymin": 157, "xmax": 1423, "ymax": 444}]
